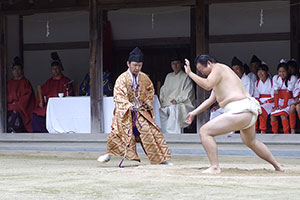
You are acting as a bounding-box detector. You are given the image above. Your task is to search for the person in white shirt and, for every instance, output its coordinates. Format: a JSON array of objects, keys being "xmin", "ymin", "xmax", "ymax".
[
  {"xmin": 288, "ymin": 59, "xmax": 300, "ymax": 134},
  {"xmin": 287, "ymin": 59, "xmax": 299, "ymax": 77},
  {"xmin": 159, "ymin": 53, "xmax": 195, "ymax": 134},
  {"xmin": 248, "ymin": 55, "xmax": 262, "ymax": 83},
  {"xmin": 253, "ymin": 63, "xmax": 274, "ymax": 133},
  {"xmin": 271, "ymin": 60, "xmax": 297, "ymax": 134},
  {"xmin": 231, "ymin": 56, "xmax": 255, "ymax": 96}
]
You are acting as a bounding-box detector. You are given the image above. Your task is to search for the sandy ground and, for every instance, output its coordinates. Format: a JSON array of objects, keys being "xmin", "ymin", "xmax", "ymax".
[{"xmin": 0, "ymin": 150, "xmax": 300, "ymax": 200}]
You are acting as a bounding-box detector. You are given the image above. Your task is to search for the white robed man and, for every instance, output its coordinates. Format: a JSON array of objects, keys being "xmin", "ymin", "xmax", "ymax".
[
  {"xmin": 231, "ymin": 56, "xmax": 255, "ymax": 96},
  {"xmin": 248, "ymin": 55, "xmax": 262, "ymax": 83},
  {"xmin": 184, "ymin": 54, "xmax": 283, "ymax": 174},
  {"xmin": 159, "ymin": 53, "xmax": 195, "ymax": 133}
]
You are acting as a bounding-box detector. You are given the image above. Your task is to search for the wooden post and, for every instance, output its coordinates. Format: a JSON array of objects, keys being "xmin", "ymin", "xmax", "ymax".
[
  {"xmin": 194, "ymin": 0, "xmax": 210, "ymax": 132},
  {"xmin": 290, "ymin": 0, "xmax": 300, "ymax": 61},
  {"xmin": 0, "ymin": 15, "xmax": 7, "ymax": 133},
  {"xmin": 19, "ymin": 15, "xmax": 24, "ymax": 61},
  {"xmin": 190, "ymin": 7, "xmax": 196, "ymax": 61},
  {"xmin": 89, "ymin": 0, "xmax": 104, "ymax": 133}
]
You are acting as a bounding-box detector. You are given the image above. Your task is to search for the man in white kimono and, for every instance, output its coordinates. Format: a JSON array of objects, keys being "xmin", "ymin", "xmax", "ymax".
[
  {"xmin": 231, "ymin": 56, "xmax": 255, "ymax": 96},
  {"xmin": 159, "ymin": 53, "xmax": 195, "ymax": 134},
  {"xmin": 248, "ymin": 55, "xmax": 262, "ymax": 83}
]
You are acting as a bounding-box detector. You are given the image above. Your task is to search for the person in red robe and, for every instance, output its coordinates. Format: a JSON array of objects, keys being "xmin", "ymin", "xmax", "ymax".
[
  {"xmin": 7, "ymin": 56, "xmax": 36, "ymax": 133},
  {"xmin": 32, "ymin": 52, "xmax": 74, "ymax": 133}
]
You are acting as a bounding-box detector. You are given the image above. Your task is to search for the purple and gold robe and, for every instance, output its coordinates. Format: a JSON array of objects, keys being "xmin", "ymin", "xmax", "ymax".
[{"xmin": 107, "ymin": 70, "xmax": 171, "ymax": 164}]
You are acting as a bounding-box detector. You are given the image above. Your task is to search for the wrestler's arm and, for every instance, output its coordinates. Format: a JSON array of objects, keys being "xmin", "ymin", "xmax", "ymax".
[
  {"xmin": 193, "ymin": 91, "xmax": 216, "ymax": 115},
  {"xmin": 185, "ymin": 91, "xmax": 216, "ymax": 124},
  {"xmin": 184, "ymin": 59, "xmax": 220, "ymax": 91}
]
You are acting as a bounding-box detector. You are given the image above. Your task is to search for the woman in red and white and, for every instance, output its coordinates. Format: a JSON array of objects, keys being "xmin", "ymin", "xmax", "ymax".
[
  {"xmin": 289, "ymin": 59, "xmax": 300, "ymax": 134},
  {"xmin": 254, "ymin": 63, "xmax": 274, "ymax": 133},
  {"xmin": 271, "ymin": 60, "xmax": 297, "ymax": 134}
]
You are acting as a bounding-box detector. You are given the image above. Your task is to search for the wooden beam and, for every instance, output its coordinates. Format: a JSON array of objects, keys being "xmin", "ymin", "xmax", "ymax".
[
  {"xmin": 190, "ymin": 7, "xmax": 196, "ymax": 60},
  {"xmin": 21, "ymin": 33, "xmax": 290, "ymax": 52},
  {"xmin": 0, "ymin": 15, "xmax": 7, "ymax": 133},
  {"xmin": 0, "ymin": 0, "xmax": 89, "ymax": 15},
  {"xmin": 89, "ymin": 0, "xmax": 104, "ymax": 133},
  {"xmin": 19, "ymin": 15, "xmax": 24, "ymax": 60},
  {"xmin": 204, "ymin": 0, "xmax": 287, "ymax": 4},
  {"xmin": 97, "ymin": 0, "xmax": 195, "ymax": 9},
  {"xmin": 23, "ymin": 41, "xmax": 89, "ymax": 51},
  {"xmin": 113, "ymin": 37, "xmax": 190, "ymax": 49},
  {"xmin": 290, "ymin": 0, "xmax": 300, "ymax": 61},
  {"xmin": 0, "ymin": 0, "xmax": 289, "ymax": 14},
  {"xmin": 0, "ymin": 0, "xmax": 195, "ymax": 14},
  {"xmin": 195, "ymin": 0, "xmax": 210, "ymax": 131},
  {"xmin": 209, "ymin": 32, "xmax": 290, "ymax": 43}
]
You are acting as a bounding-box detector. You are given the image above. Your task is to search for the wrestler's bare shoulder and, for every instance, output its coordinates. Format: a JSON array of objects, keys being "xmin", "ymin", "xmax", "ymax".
[{"xmin": 215, "ymin": 63, "xmax": 230, "ymax": 70}]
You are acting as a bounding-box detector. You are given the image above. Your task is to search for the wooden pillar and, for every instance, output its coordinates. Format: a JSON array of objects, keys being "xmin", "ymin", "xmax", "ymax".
[
  {"xmin": 194, "ymin": 0, "xmax": 210, "ymax": 132},
  {"xmin": 290, "ymin": 0, "xmax": 300, "ymax": 61},
  {"xmin": 19, "ymin": 15, "xmax": 24, "ymax": 61},
  {"xmin": 0, "ymin": 15, "xmax": 7, "ymax": 133},
  {"xmin": 89, "ymin": 0, "xmax": 104, "ymax": 133}
]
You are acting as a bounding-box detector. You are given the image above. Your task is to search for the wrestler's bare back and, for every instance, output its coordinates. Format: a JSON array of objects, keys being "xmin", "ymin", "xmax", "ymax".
[{"xmin": 212, "ymin": 63, "xmax": 250, "ymax": 108}]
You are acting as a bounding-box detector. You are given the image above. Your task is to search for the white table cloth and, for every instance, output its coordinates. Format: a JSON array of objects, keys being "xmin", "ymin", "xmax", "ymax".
[{"xmin": 46, "ymin": 96, "xmax": 161, "ymax": 134}]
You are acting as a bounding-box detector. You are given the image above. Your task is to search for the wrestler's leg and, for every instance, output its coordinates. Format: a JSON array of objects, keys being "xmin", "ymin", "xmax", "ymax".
[
  {"xmin": 240, "ymin": 125, "xmax": 284, "ymax": 171},
  {"xmin": 199, "ymin": 112, "xmax": 253, "ymax": 174}
]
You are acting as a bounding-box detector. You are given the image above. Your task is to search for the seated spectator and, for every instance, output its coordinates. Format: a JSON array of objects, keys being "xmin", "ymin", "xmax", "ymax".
[
  {"xmin": 248, "ymin": 55, "xmax": 262, "ymax": 83},
  {"xmin": 254, "ymin": 63, "xmax": 274, "ymax": 133},
  {"xmin": 159, "ymin": 53, "xmax": 195, "ymax": 133},
  {"xmin": 32, "ymin": 52, "xmax": 74, "ymax": 133},
  {"xmin": 231, "ymin": 56, "xmax": 255, "ymax": 96},
  {"xmin": 271, "ymin": 60, "xmax": 297, "ymax": 134},
  {"xmin": 79, "ymin": 71, "xmax": 113, "ymax": 96},
  {"xmin": 287, "ymin": 59, "xmax": 299, "ymax": 77},
  {"xmin": 289, "ymin": 59, "xmax": 300, "ymax": 134},
  {"xmin": 7, "ymin": 56, "xmax": 35, "ymax": 133}
]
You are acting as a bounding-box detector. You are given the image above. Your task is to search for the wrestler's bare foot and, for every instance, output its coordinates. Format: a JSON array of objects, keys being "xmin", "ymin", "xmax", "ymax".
[
  {"xmin": 274, "ymin": 165, "xmax": 284, "ymax": 172},
  {"xmin": 202, "ymin": 166, "xmax": 221, "ymax": 174}
]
